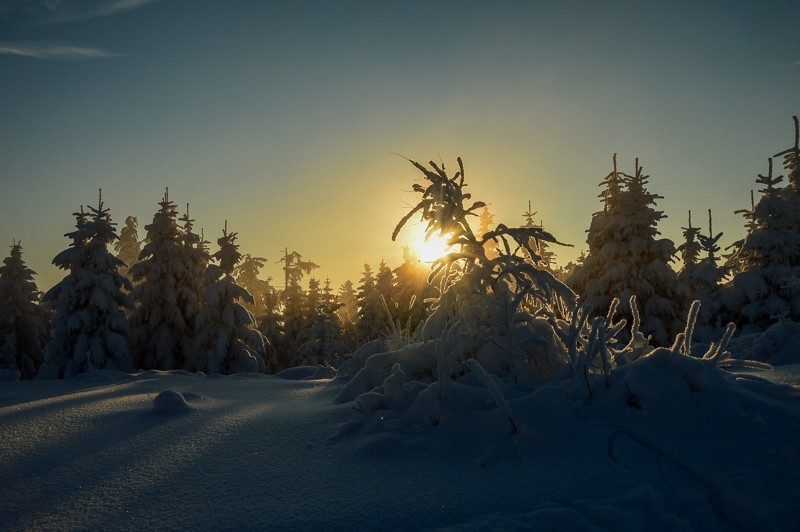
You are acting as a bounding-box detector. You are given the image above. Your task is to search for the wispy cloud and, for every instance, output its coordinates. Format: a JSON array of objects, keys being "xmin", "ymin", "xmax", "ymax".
[
  {"xmin": 0, "ymin": 0, "xmax": 162, "ymax": 25},
  {"xmin": 0, "ymin": 41, "xmax": 122, "ymax": 60}
]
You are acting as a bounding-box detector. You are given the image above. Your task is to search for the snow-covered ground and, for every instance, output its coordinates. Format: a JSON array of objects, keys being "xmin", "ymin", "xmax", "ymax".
[{"xmin": 1, "ymin": 357, "xmax": 799, "ymax": 531}]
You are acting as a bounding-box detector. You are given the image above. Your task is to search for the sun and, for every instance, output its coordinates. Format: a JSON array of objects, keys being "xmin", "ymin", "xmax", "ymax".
[{"xmin": 408, "ymin": 224, "xmax": 454, "ymax": 263}]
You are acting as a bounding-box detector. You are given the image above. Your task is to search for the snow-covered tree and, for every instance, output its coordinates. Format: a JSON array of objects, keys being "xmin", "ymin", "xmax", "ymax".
[
  {"xmin": 177, "ymin": 204, "xmax": 209, "ymax": 367},
  {"xmin": 568, "ymin": 156, "xmax": 688, "ymax": 345},
  {"xmin": 128, "ymin": 189, "xmax": 189, "ymax": 370},
  {"xmin": 0, "ymin": 241, "xmax": 49, "ymax": 379},
  {"xmin": 234, "ymin": 253, "xmax": 281, "ymax": 369},
  {"xmin": 357, "ymin": 263, "xmax": 386, "ymax": 343},
  {"xmin": 723, "ymin": 154, "xmax": 800, "ymax": 331},
  {"xmin": 680, "ymin": 210, "xmax": 726, "ymax": 340},
  {"xmin": 234, "ymin": 254, "xmax": 271, "ymax": 317},
  {"xmin": 114, "ymin": 215, "xmax": 141, "ymax": 279},
  {"xmin": 193, "ymin": 224, "xmax": 267, "ymax": 374},
  {"xmin": 522, "ymin": 201, "xmax": 556, "ymax": 270},
  {"xmin": 279, "ymin": 278, "xmax": 306, "ymax": 368},
  {"xmin": 336, "ymin": 279, "xmax": 358, "ymax": 348},
  {"xmin": 724, "ymin": 190, "xmax": 756, "ymax": 278},
  {"xmin": 336, "ymin": 280, "xmax": 358, "ymax": 326},
  {"xmin": 296, "ymin": 278, "xmax": 345, "ymax": 367},
  {"xmin": 388, "ymin": 156, "xmax": 575, "ymax": 383},
  {"xmin": 375, "ymin": 259, "xmax": 395, "ymax": 320},
  {"xmin": 39, "ymin": 195, "xmax": 134, "ymax": 378},
  {"xmin": 678, "ymin": 211, "xmax": 703, "ymax": 287},
  {"xmin": 478, "ymin": 206, "xmax": 498, "ymax": 259}
]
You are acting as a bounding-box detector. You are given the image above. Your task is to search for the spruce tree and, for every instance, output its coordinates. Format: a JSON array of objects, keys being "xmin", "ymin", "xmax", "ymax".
[
  {"xmin": 128, "ymin": 189, "xmax": 188, "ymax": 370},
  {"xmin": 693, "ymin": 210, "xmax": 727, "ymax": 337},
  {"xmin": 357, "ymin": 263, "xmax": 386, "ymax": 343},
  {"xmin": 723, "ymin": 156, "xmax": 800, "ymax": 331},
  {"xmin": 114, "ymin": 215, "xmax": 141, "ymax": 278},
  {"xmin": 567, "ymin": 154, "xmax": 625, "ymax": 299},
  {"xmin": 677, "ymin": 211, "xmax": 702, "ymax": 286},
  {"xmin": 275, "ymin": 249, "xmax": 318, "ymax": 368},
  {"xmin": 39, "ymin": 194, "xmax": 134, "ymax": 378},
  {"xmin": 0, "ymin": 241, "xmax": 49, "ymax": 379},
  {"xmin": 478, "ymin": 206, "xmax": 498, "ymax": 259},
  {"xmin": 177, "ymin": 204, "xmax": 209, "ymax": 368},
  {"xmin": 568, "ymin": 156, "xmax": 688, "ymax": 345},
  {"xmin": 336, "ymin": 279, "xmax": 359, "ymax": 348},
  {"xmin": 296, "ymin": 277, "xmax": 345, "ymax": 366},
  {"xmin": 522, "ymin": 201, "xmax": 555, "ymax": 270},
  {"xmin": 280, "ymin": 278, "xmax": 306, "ymax": 368},
  {"xmin": 193, "ymin": 224, "xmax": 267, "ymax": 374},
  {"xmin": 234, "ymin": 254, "xmax": 271, "ymax": 317},
  {"xmin": 375, "ymin": 259, "xmax": 395, "ymax": 321}
]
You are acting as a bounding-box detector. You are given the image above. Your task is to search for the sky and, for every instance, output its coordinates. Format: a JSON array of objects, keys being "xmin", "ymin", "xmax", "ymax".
[{"xmin": 1, "ymin": 0, "xmax": 798, "ymax": 291}]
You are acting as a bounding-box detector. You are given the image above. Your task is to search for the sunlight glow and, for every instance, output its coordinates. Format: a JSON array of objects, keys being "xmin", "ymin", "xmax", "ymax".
[{"xmin": 408, "ymin": 224, "xmax": 454, "ymax": 263}]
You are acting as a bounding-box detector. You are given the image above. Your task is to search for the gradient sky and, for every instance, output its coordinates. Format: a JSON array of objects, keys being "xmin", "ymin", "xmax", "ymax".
[{"xmin": 1, "ymin": 0, "xmax": 798, "ymax": 291}]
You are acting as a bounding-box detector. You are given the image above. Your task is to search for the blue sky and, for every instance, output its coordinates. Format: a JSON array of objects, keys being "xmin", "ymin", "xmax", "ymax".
[{"xmin": 1, "ymin": 0, "xmax": 798, "ymax": 290}]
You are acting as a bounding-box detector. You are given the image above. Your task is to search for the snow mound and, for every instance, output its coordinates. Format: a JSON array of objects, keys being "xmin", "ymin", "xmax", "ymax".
[
  {"xmin": 738, "ymin": 321, "xmax": 800, "ymax": 365},
  {"xmin": 276, "ymin": 364, "xmax": 336, "ymax": 380},
  {"xmin": 152, "ymin": 390, "xmax": 192, "ymax": 413}
]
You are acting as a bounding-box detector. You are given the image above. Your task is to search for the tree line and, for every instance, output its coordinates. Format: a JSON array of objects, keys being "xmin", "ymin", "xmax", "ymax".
[{"xmin": 1, "ymin": 115, "xmax": 798, "ymax": 380}]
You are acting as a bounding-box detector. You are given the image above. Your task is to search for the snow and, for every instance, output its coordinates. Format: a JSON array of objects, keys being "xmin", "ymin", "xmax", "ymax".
[{"xmin": 1, "ymin": 353, "xmax": 799, "ymax": 531}]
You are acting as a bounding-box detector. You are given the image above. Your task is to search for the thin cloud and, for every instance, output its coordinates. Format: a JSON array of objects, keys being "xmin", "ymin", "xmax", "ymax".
[
  {"xmin": 1, "ymin": 0, "xmax": 162, "ymax": 25},
  {"xmin": 0, "ymin": 41, "xmax": 122, "ymax": 60}
]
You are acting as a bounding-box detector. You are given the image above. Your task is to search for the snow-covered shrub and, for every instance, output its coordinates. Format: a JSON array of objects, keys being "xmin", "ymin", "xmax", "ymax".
[{"xmin": 335, "ymin": 157, "xmax": 586, "ymax": 429}]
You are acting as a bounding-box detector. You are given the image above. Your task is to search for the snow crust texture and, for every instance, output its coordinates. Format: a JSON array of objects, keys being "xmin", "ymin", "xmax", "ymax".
[{"xmin": 1, "ymin": 359, "xmax": 798, "ymax": 531}]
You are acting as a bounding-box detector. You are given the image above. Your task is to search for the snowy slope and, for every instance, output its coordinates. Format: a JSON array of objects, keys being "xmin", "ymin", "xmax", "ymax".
[{"xmin": 1, "ymin": 359, "xmax": 799, "ymax": 531}]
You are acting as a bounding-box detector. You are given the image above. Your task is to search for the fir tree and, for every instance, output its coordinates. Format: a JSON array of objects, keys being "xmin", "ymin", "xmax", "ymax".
[
  {"xmin": 678, "ymin": 211, "xmax": 703, "ymax": 287},
  {"xmin": 128, "ymin": 189, "xmax": 188, "ymax": 370},
  {"xmin": 177, "ymin": 204, "xmax": 209, "ymax": 368},
  {"xmin": 478, "ymin": 206, "xmax": 498, "ymax": 259},
  {"xmin": 39, "ymin": 194, "xmax": 134, "ymax": 378},
  {"xmin": 568, "ymin": 156, "xmax": 688, "ymax": 345},
  {"xmin": 114, "ymin": 215, "xmax": 141, "ymax": 278},
  {"xmin": 278, "ymin": 248, "xmax": 318, "ymax": 292},
  {"xmin": 0, "ymin": 241, "xmax": 48, "ymax": 379},
  {"xmin": 321, "ymin": 276, "xmax": 337, "ymax": 310},
  {"xmin": 296, "ymin": 277, "xmax": 345, "ymax": 366},
  {"xmin": 375, "ymin": 259, "xmax": 395, "ymax": 321},
  {"xmin": 279, "ymin": 278, "xmax": 306, "ymax": 368},
  {"xmin": 336, "ymin": 279, "xmax": 359, "ymax": 348},
  {"xmin": 692, "ymin": 210, "xmax": 727, "ymax": 337},
  {"xmin": 234, "ymin": 253, "xmax": 281, "ymax": 370},
  {"xmin": 522, "ymin": 201, "xmax": 555, "ymax": 270},
  {"xmin": 274, "ymin": 249, "xmax": 318, "ymax": 368},
  {"xmin": 567, "ymin": 154, "xmax": 625, "ymax": 298},
  {"xmin": 193, "ymin": 224, "xmax": 267, "ymax": 374},
  {"xmin": 234, "ymin": 254, "xmax": 271, "ymax": 317},
  {"xmin": 357, "ymin": 263, "xmax": 386, "ymax": 343},
  {"xmin": 723, "ymin": 156, "xmax": 800, "ymax": 331}
]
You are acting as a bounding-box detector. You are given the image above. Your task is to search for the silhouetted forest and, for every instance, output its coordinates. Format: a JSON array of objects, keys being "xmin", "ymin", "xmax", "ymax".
[{"xmin": 1, "ymin": 115, "xmax": 799, "ymax": 380}]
